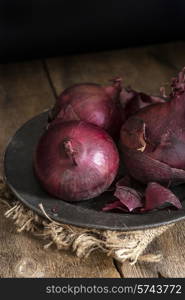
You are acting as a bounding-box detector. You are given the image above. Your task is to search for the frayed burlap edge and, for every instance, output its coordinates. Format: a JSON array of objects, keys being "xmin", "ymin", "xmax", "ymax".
[{"xmin": 0, "ymin": 178, "xmax": 174, "ymax": 264}]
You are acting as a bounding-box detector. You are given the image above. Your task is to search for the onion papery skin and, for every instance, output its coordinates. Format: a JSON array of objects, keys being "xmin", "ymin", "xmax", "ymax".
[
  {"xmin": 120, "ymin": 68, "xmax": 185, "ymax": 186},
  {"xmin": 119, "ymin": 87, "xmax": 166, "ymax": 119},
  {"xmin": 49, "ymin": 79, "xmax": 123, "ymax": 139},
  {"xmin": 144, "ymin": 182, "xmax": 182, "ymax": 211},
  {"xmin": 34, "ymin": 121, "xmax": 119, "ymax": 202}
]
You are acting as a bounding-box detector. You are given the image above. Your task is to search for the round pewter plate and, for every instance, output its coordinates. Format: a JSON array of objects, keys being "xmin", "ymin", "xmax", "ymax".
[{"xmin": 4, "ymin": 112, "xmax": 185, "ymax": 231}]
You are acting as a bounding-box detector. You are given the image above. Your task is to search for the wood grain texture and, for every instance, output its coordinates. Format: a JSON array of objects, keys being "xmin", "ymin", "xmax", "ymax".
[
  {"xmin": 117, "ymin": 261, "xmax": 159, "ymax": 278},
  {"xmin": 117, "ymin": 220, "xmax": 185, "ymax": 278},
  {"xmin": 154, "ymin": 220, "xmax": 185, "ymax": 278},
  {"xmin": 0, "ymin": 60, "xmax": 119, "ymax": 278},
  {"xmin": 45, "ymin": 41, "xmax": 185, "ymax": 278},
  {"xmin": 46, "ymin": 41, "xmax": 185, "ymax": 95},
  {"xmin": 0, "ymin": 61, "xmax": 55, "ymax": 169}
]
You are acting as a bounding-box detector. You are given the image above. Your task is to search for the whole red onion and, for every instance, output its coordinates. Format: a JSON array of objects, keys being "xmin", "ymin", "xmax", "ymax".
[
  {"xmin": 49, "ymin": 78, "xmax": 123, "ymax": 139},
  {"xmin": 120, "ymin": 68, "xmax": 185, "ymax": 186},
  {"xmin": 34, "ymin": 121, "xmax": 119, "ymax": 201}
]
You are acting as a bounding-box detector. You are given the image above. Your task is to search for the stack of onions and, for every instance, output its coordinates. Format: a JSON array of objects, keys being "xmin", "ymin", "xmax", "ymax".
[
  {"xmin": 108, "ymin": 68, "xmax": 185, "ymax": 212},
  {"xmin": 34, "ymin": 79, "xmax": 122, "ymax": 202},
  {"xmin": 34, "ymin": 68, "xmax": 185, "ymax": 212}
]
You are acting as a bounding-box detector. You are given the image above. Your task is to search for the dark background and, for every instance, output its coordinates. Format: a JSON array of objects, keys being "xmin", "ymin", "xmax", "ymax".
[{"xmin": 0, "ymin": 0, "xmax": 185, "ymax": 62}]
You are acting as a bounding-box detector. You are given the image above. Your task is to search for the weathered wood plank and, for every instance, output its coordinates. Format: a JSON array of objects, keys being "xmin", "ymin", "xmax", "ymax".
[
  {"xmin": 0, "ymin": 60, "xmax": 120, "ymax": 278},
  {"xmin": 0, "ymin": 61, "xmax": 54, "ymax": 169},
  {"xmin": 117, "ymin": 220, "xmax": 185, "ymax": 278},
  {"xmin": 117, "ymin": 261, "xmax": 158, "ymax": 278},
  {"xmin": 154, "ymin": 221, "xmax": 185, "ymax": 278},
  {"xmin": 45, "ymin": 41, "xmax": 185, "ymax": 96}
]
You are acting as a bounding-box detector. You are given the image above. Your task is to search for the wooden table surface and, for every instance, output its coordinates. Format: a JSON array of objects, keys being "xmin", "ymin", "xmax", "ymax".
[{"xmin": 1, "ymin": 41, "xmax": 185, "ymax": 278}]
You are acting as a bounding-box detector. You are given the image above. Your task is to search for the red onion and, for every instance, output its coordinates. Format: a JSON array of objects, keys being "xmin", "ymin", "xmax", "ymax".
[
  {"xmin": 120, "ymin": 68, "xmax": 185, "ymax": 186},
  {"xmin": 34, "ymin": 121, "xmax": 119, "ymax": 202},
  {"xmin": 49, "ymin": 78, "xmax": 123, "ymax": 139}
]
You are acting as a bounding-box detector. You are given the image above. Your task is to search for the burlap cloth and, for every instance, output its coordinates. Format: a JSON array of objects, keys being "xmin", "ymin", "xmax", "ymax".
[{"xmin": 0, "ymin": 178, "xmax": 174, "ymax": 264}]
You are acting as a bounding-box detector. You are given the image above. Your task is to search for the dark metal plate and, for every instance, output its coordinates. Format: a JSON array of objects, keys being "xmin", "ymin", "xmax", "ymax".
[{"xmin": 3, "ymin": 112, "xmax": 185, "ymax": 231}]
